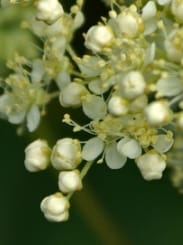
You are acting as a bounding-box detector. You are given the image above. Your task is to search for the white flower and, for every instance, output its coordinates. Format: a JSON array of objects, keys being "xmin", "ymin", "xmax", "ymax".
[
  {"xmin": 24, "ymin": 139, "xmax": 51, "ymax": 172},
  {"xmin": 59, "ymin": 82, "xmax": 87, "ymax": 108},
  {"xmin": 144, "ymin": 101, "xmax": 171, "ymax": 126},
  {"xmin": 36, "ymin": 0, "xmax": 64, "ymax": 24},
  {"xmin": 40, "ymin": 192, "xmax": 70, "ymax": 222},
  {"xmin": 51, "ymin": 138, "xmax": 82, "ymax": 170},
  {"xmin": 58, "ymin": 170, "xmax": 82, "ymax": 193},
  {"xmin": 82, "ymin": 137, "xmax": 104, "ymax": 161},
  {"xmin": 108, "ymin": 95, "xmax": 128, "ymax": 116},
  {"xmin": 171, "ymin": 0, "xmax": 183, "ymax": 23},
  {"xmin": 84, "ymin": 25, "xmax": 114, "ymax": 52},
  {"xmin": 135, "ymin": 151, "xmax": 166, "ymax": 180},
  {"xmin": 120, "ymin": 71, "xmax": 146, "ymax": 99},
  {"xmin": 116, "ymin": 6, "xmax": 144, "ymax": 37},
  {"xmin": 117, "ymin": 137, "xmax": 142, "ymax": 159}
]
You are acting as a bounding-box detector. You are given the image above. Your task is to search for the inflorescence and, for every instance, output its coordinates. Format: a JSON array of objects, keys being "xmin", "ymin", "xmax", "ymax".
[{"xmin": 1, "ymin": 0, "xmax": 183, "ymax": 222}]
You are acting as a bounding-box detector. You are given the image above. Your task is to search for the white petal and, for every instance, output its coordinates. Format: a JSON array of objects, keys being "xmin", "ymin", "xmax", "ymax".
[
  {"xmin": 105, "ymin": 142, "xmax": 127, "ymax": 169},
  {"xmin": 157, "ymin": 76, "xmax": 182, "ymax": 97},
  {"xmin": 56, "ymin": 72, "xmax": 71, "ymax": 90},
  {"xmin": 82, "ymin": 137, "xmax": 104, "ymax": 161},
  {"xmin": 82, "ymin": 95, "xmax": 107, "ymax": 119},
  {"xmin": 152, "ymin": 134, "xmax": 174, "ymax": 153},
  {"xmin": 117, "ymin": 137, "xmax": 142, "ymax": 159},
  {"xmin": 27, "ymin": 105, "xmax": 40, "ymax": 132}
]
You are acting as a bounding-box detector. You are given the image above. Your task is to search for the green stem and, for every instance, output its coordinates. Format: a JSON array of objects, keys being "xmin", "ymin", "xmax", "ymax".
[{"xmin": 67, "ymin": 160, "xmax": 94, "ymax": 200}]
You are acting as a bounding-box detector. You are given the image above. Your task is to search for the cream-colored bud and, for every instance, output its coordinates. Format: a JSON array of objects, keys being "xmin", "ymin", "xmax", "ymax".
[
  {"xmin": 24, "ymin": 139, "xmax": 51, "ymax": 172},
  {"xmin": 136, "ymin": 151, "xmax": 166, "ymax": 180},
  {"xmin": 144, "ymin": 101, "xmax": 171, "ymax": 126},
  {"xmin": 84, "ymin": 25, "xmax": 114, "ymax": 52},
  {"xmin": 36, "ymin": 0, "xmax": 64, "ymax": 24},
  {"xmin": 108, "ymin": 95, "xmax": 128, "ymax": 116},
  {"xmin": 120, "ymin": 71, "xmax": 146, "ymax": 99},
  {"xmin": 51, "ymin": 138, "xmax": 82, "ymax": 170},
  {"xmin": 40, "ymin": 192, "xmax": 70, "ymax": 222},
  {"xmin": 116, "ymin": 9, "xmax": 144, "ymax": 37},
  {"xmin": 58, "ymin": 170, "xmax": 82, "ymax": 193},
  {"xmin": 59, "ymin": 82, "xmax": 87, "ymax": 107}
]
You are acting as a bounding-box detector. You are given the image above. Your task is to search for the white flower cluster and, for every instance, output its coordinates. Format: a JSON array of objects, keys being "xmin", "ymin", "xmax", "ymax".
[{"xmin": 1, "ymin": 0, "xmax": 183, "ymax": 220}]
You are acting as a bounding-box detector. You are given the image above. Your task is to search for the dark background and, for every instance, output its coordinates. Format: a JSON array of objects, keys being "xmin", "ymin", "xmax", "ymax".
[{"xmin": 1, "ymin": 1, "xmax": 183, "ymax": 245}]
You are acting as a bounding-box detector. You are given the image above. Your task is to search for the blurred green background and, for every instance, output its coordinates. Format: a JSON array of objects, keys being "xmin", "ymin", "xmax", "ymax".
[{"xmin": 1, "ymin": 1, "xmax": 183, "ymax": 245}]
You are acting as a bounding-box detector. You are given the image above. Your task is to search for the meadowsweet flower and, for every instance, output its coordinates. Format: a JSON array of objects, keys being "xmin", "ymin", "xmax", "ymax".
[
  {"xmin": 108, "ymin": 95, "xmax": 128, "ymax": 116},
  {"xmin": 40, "ymin": 192, "xmax": 70, "ymax": 222},
  {"xmin": 84, "ymin": 25, "xmax": 114, "ymax": 52},
  {"xmin": 144, "ymin": 101, "xmax": 171, "ymax": 126},
  {"xmin": 58, "ymin": 170, "xmax": 82, "ymax": 193},
  {"xmin": 120, "ymin": 71, "xmax": 146, "ymax": 99},
  {"xmin": 135, "ymin": 151, "xmax": 166, "ymax": 180},
  {"xmin": 36, "ymin": 0, "xmax": 64, "ymax": 24},
  {"xmin": 59, "ymin": 82, "xmax": 88, "ymax": 107},
  {"xmin": 24, "ymin": 139, "xmax": 51, "ymax": 172},
  {"xmin": 51, "ymin": 138, "xmax": 82, "ymax": 170},
  {"xmin": 116, "ymin": 6, "xmax": 144, "ymax": 37}
]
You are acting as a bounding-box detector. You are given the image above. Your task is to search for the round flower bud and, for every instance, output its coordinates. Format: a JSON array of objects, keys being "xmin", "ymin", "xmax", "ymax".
[
  {"xmin": 135, "ymin": 151, "xmax": 166, "ymax": 180},
  {"xmin": 40, "ymin": 192, "xmax": 70, "ymax": 222},
  {"xmin": 58, "ymin": 170, "xmax": 82, "ymax": 193},
  {"xmin": 164, "ymin": 28, "xmax": 183, "ymax": 62},
  {"xmin": 59, "ymin": 82, "xmax": 88, "ymax": 108},
  {"xmin": 171, "ymin": 0, "xmax": 183, "ymax": 23},
  {"xmin": 51, "ymin": 138, "xmax": 82, "ymax": 170},
  {"xmin": 24, "ymin": 139, "xmax": 51, "ymax": 172},
  {"xmin": 120, "ymin": 71, "xmax": 146, "ymax": 99},
  {"xmin": 116, "ymin": 7, "xmax": 144, "ymax": 37},
  {"xmin": 108, "ymin": 95, "xmax": 128, "ymax": 116},
  {"xmin": 84, "ymin": 25, "xmax": 114, "ymax": 52},
  {"xmin": 144, "ymin": 101, "xmax": 171, "ymax": 126},
  {"xmin": 36, "ymin": 0, "xmax": 64, "ymax": 24}
]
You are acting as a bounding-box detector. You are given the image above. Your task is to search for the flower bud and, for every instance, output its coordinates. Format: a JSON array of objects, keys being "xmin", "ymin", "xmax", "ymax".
[
  {"xmin": 144, "ymin": 101, "xmax": 171, "ymax": 126},
  {"xmin": 84, "ymin": 25, "xmax": 114, "ymax": 52},
  {"xmin": 116, "ymin": 7, "xmax": 144, "ymax": 37},
  {"xmin": 36, "ymin": 0, "xmax": 64, "ymax": 24},
  {"xmin": 135, "ymin": 151, "xmax": 166, "ymax": 180},
  {"xmin": 58, "ymin": 170, "xmax": 82, "ymax": 193},
  {"xmin": 51, "ymin": 138, "xmax": 82, "ymax": 170},
  {"xmin": 40, "ymin": 192, "xmax": 70, "ymax": 222},
  {"xmin": 59, "ymin": 82, "xmax": 87, "ymax": 107},
  {"xmin": 24, "ymin": 139, "xmax": 51, "ymax": 172},
  {"xmin": 120, "ymin": 71, "xmax": 146, "ymax": 99},
  {"xmin": 108, "ymin": 95, "xmax": 128, "ymax": 116}
]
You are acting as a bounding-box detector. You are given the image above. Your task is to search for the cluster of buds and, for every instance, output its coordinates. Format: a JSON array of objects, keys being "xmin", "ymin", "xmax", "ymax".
[
  {"xmin": 2, "ymin": 0, "xmax": 183, "ymax": 222},
  {"xmin": 24, "ymin": 138, "xmax": 83, "ymax": 222}
]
